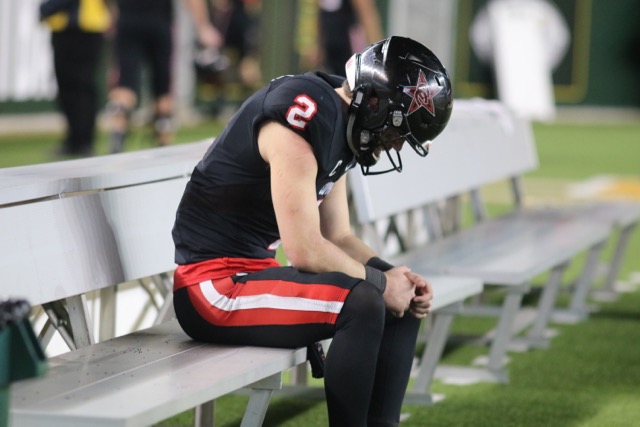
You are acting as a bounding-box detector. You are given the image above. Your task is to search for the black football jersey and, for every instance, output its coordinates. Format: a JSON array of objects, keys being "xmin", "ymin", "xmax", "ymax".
[{"xmin": 173, "ymin": 72, "xmax": 357, "ymax": 264}]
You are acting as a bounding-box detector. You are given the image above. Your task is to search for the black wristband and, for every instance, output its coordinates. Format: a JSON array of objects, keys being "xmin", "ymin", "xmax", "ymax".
[
  {"xmin": 366, "ymin": 256, "xmax": 395, "ymax": 272},
  {"xmin": 364, "ymin": 265, "xmax": 387, "ymax": 294}
]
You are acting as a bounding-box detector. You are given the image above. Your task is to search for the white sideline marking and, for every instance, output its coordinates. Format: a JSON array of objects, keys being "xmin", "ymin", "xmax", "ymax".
[
  {"xmin": 616, "ymin": 272, "xmax": 640, "ymax": 293},
  {"xmin": 567, "ymin": 175, "xmax": 615, "ymax": 199}
]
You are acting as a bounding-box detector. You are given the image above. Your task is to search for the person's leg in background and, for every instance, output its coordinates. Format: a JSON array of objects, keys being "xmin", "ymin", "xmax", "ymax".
[
  {"xmin": 148, "ymin": 19, "xmax": 175, "ymax": 146},
  {"xmin": 106, "ymin": 21, "xmax": 141, "ymax": 153},
  {"xmin": 151, "ymin": 94, "xmax": 174, "ymax": 147},
  {"xmin": 106, "ymin": 86, "xmax": 136, "ymax": 153},
  {"xmin": 51, "ymin": 30, "xmax": 105, "ymax": 156}
]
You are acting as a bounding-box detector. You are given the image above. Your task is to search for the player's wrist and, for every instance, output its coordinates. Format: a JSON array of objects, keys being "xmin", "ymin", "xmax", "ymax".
[
  {"xmin": 364, "ymin": 265, "xmax": 387, "ymax": 293},
  {"xmin": 366, "ymin": 256, "xmax": 394, "ymax": 272}
]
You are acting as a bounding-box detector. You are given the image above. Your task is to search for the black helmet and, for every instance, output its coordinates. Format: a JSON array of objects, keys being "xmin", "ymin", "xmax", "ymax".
[{"xmin": 345, "ymin": 36, "xmax": 453, "ymax": 175}]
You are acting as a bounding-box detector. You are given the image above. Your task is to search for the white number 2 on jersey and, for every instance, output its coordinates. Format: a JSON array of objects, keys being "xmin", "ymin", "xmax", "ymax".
[{"xmin": 286, "ymin": 95, "xmax": 317, "ymax": 130}]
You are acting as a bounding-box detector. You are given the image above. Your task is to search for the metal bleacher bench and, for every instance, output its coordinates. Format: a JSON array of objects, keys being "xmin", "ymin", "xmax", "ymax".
[
  {"xmin": 349, "ymin": 98, "xmax": 639, "ymax": 385},
  {"xmin": 0, "ymin": 142, "xmax": 306, "ymax": 427}
]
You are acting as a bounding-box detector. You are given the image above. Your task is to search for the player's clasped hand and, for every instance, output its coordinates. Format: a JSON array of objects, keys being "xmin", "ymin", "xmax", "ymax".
[
  {"xmin": 406, "ymin": 271, "xmax": 433, "ymax": 319},
  {"xmin": 383, "ymin": 266, "xmax": 417, "ymax": 317}
]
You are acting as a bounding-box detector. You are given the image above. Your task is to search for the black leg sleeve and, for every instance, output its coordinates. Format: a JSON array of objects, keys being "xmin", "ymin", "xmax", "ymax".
[
  {"xmin": 368, "ymin": 314, "xmax": 421, "ymax": 427},
  {"xmin": 324, "ymin": 281, "xmax": 385, "ymax": 427}
]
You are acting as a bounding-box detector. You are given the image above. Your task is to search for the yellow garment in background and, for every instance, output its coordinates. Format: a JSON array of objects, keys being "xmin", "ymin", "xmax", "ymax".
[{"xmin": 44, "ymin": 0, "xmax": 110, "ymax": 32}]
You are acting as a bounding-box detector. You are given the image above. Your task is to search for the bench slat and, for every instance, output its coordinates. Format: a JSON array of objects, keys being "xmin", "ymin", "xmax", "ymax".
[
  {"xmin": 570, "ymin": 201, "xmax": 640, "ymax": 228},
  {"xmin": 348, "ymin": 100, "xmax": 538, "ymax": 223},
  {"xmin": 427, "ymin": 276, "xmax": 483, "ymax": 310},
  {"xmin": 0, "ymin": 141, "xmax": 209, "ymax": 205},
  {"xmin": 11, "ymin": 319, "xmax": 307, "ymax": 427},
  {"xmin": 394, "ymin": 210, "xmax": 611, "ymax": 285},
  {"xmin": 1, "ymin": 178, "xmax": 187, "ymax": 306}
]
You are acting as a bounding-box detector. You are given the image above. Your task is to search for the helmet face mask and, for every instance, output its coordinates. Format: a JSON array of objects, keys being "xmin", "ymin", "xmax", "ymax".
[{"xmin": 345, "ymin": 36, "xmax": 453, "ymax": 175}]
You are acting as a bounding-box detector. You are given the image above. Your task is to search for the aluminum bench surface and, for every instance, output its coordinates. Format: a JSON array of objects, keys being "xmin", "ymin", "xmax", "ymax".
[
  {"xmin": 392, "ymin": 208, "xmax": 610, "ymax": 286},
  {"xmin": 0, "ymin": 140, "xmax": 210, "ymax": 205},
  {"xmin": 10, "ymin": 319, "xmax": 307, "ymax": 427},
  {"xmin": 1, "ymin": 178, "xmax": 188, "ymax": 306},
  {"xmin": 427, "ymin": 276, "xmax": 483, "ymax": 311}
]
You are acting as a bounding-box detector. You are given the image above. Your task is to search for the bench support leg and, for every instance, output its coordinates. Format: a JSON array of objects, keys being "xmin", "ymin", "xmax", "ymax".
[
  {"xmin": 195, "ymin": 401, "xmax": 215, "ymax": 427},
  {"xmin": 291, "ymin": 364, "xmax": 308, "ymax": 386},
  {"xmin": 407, "ymin": 304, "xmax": 459, "ymax": 404},
  {"xmin": 42, "ymin": 295, "xmax": 94, "ymax": 350},
  {"xmin": 66, "ymin": 295, "xmax": 95, "ymax": 348},
  {"xmin": 155, "ymin": 273, "xmax": 176, "ymax": 323},
  {"xmin": 99, "ymin": 286, "xmax": 117, "ymax": 341},
  {"xmin": 525, "ymin": 262, "xmax": 568, "ymax": 348},
  {"xmin": 39, "ymin": 308, "xmax": 76, "ymax": 351},
  {"xmin": 553, "ymin": 241, "xmax": 606, "ymax": 324},
  {"xmin": 240, "ymin": 373, "xmax": 283, "ymax": 427},
  {"xmin": 37, "ymin": 317, "xmax": 57, "ymax": 349},
  {"xmin": 486, "ymin": 285, "xmax": 527, "ymax": 374},
  {"xmin": 156, "ymin": 295, "xmax": 175, "ymax": 324},
  {"xmin": 434, "ymin": 284, "xmax": 527, "ymax": 385},
  {"xmin": 593, "ymin": 222, "xmax": 637, "ymax": 301},
  {"xmin": 568, "ymin": 241, "xmax": 606, "ymax": 316}
]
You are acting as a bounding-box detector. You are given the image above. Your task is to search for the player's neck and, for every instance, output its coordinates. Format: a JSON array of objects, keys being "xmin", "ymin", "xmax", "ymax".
[{"xmin": 335, "ymin": 87, "xmax": 351, "ymax": 105}]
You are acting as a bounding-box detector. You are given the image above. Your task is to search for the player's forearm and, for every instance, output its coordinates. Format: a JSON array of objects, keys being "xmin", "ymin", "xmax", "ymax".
[
  {"xmin": 284, "ymin": 232, "xmax": 393, "ymax": 296},
  {"xmin": 181, "ymin": 0, "xmax": 209, "ymax": 28},
  {"xmin": 283, "ymin": 233, "xmax": 367, "ymax": 280},
  {"xmin": 331, "ymin": 233, "xmax": 377, "ymax": 265}
]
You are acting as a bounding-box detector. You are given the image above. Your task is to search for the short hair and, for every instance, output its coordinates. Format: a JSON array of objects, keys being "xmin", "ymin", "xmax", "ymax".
[{"xmin": 342, "ymin": 79, "xmax": 353, "ymax": 99}]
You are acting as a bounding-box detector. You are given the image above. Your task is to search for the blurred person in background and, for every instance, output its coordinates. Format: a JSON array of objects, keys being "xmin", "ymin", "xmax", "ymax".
[
  {"xmin": 192, "ymin": 0, "xmax": 261, "ymax": 118},
  {"xmin": 319, "ymin": 0, "xmax": 384, "ymax": 76},
  {"xmin": 40, "ymin": 0, "xmax": 112, "ymax": 157},
  {"xmin": 106, "ymin": 0, "xmax": 222, "ymax": 153}
]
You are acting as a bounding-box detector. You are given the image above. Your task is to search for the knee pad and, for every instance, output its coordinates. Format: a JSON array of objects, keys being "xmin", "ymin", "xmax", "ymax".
[
  {"xmin": 152, "ymin": 113, "xmax": 174, "ymax": 136},
  {"xmin": 106, "ymin": 101, "xmax": 132, "ymax": 120}
]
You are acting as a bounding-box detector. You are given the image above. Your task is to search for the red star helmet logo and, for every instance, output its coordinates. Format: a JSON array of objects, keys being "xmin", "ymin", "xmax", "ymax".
[{"xmin": 402, "ymin": 69, "xmax": 442, "ymax": 116}]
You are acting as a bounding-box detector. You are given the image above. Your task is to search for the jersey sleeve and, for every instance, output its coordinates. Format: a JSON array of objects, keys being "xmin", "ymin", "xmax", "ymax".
[{"xmin": 262, "ymin": 76, "xmax": 340, "ymax": 169}]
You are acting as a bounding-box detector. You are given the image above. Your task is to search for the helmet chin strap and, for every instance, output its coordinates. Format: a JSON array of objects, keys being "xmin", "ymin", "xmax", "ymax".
[
  {"xmin": 346, "ymin": 109, "xmax": 359, "ymax": 159},
  {"xmin": 346, "ymin": 89, "xmax": 365, "ymax": 158},
  {"xmin": 347, "ymin": 88, "xmax": 380, "ymax": 169}
]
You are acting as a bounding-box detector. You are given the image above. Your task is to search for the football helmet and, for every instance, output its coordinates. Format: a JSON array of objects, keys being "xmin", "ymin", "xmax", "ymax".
[{"xmin": 345, "ymin": 36, "xmax": 453, "ymax": 175}]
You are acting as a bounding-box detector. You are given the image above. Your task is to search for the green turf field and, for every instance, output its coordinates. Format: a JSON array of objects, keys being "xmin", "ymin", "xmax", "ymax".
[
  {"xmin": 1, "ymin": 119, "xmax": 639, "ymax": 426},
  {"xmin": 0, "ymin": 120, "xmax": 226, "ymax": 169}
]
